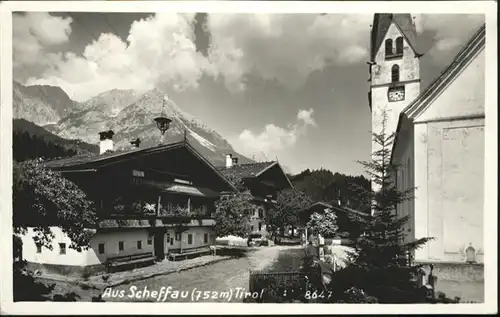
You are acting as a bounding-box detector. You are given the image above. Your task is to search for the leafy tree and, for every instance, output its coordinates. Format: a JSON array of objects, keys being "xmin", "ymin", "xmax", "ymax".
[
  {"xmin": 213, "ymin": 187, "xmax": 256, "ymax": 237},
  {"xmin": 13, "ymin": 159, "xmax": 97, "ymax": 250},
  {"xmin": 266, "ymin": 188, "xmax": 312, "ymax": 237},
  {"xmin": 340, "ymin": 111, "xmax": 432, "ymax": 303},
  {"xmin": 13, "ymin": 159, "xmax": 97, "ymax": 301},
  {"xmin": 306, "ymin": 209, "xmax": 339, "ymax": 238}
]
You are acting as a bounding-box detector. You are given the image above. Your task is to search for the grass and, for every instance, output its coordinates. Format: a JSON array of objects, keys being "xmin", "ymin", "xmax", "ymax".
[{"xmin": 265, "ymin": 247, "xmax": 305, "ymax": 272}]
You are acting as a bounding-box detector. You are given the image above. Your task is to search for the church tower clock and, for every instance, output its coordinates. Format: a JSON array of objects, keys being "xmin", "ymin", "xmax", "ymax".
[{"xmin": 368, "ymin": 13, "xmax": 422, "ymax": 153}]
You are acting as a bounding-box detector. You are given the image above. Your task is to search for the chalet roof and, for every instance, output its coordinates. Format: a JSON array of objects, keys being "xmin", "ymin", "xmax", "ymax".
[
  {"xmin": 391, "ymin": 23, "xmax": 486, "ymax": 163},
  {"xmin": 302, "ymin": 202, "xmax": 370, "ymax": 217},
  {"xmin": 333, "ymin": 205, "xmax": 371, "ymax": 218},
  {"xmin": 216, "ymin": 161, "xmax": 294, "ymax": 189},
  {"xmin": 43, "ymin": 144, "xmax": 146, "ymax": 169},
  {"xmin": 216, "ymin": 161, "xmax": 277, "ymax": 179},
  {"xmin": 305, "ymin": 201, "xmax": 333, "ymax": 210},
  {"xmin": 370, "ymin": 13, "xmax": 419, "ymax": 61},
  {"xmin": 42, "ymin": 140, "xmax": 238, "ymax": 191}
]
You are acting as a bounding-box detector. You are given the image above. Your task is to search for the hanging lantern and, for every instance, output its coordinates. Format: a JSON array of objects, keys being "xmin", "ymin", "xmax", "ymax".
[
  {"xmin": 154, "ymin": 97, "xmax": 172, "ymax": 136},
  {"xmin": 154, "ymin": 116, "xmax": 172, "ymax": 135}
]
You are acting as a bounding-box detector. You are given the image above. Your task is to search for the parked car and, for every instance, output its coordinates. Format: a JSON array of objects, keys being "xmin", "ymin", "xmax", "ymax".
[{"xmin": 247, "ymin": 232, "xmax": 268, "ymax": 247}]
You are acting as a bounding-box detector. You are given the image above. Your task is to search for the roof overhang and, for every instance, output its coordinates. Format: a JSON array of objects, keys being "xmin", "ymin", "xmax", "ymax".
[{"xmin": 45, "ymin": 141, "xmax": 238, "ymax": 193}]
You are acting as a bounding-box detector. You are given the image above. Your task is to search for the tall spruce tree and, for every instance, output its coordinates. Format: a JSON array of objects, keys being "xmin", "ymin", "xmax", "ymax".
[{"xmin": 343, "ymin": 111, "xmax": 433, "ymax": 303}]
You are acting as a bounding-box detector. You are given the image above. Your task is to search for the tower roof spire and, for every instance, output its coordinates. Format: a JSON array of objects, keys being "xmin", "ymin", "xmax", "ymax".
[{"xmin": 370, "ymin": 13, "xmax": 419, "ymax": 61}]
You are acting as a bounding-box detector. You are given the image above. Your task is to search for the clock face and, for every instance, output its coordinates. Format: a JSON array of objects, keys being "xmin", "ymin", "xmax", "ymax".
[{"xmin": 388, "ymin": 87, "xmax": 405, "ymax": 102}]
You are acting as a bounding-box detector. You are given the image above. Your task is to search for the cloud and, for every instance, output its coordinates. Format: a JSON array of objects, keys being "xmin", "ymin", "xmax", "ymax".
[
  {"xmin": 13, "ymin": 12, "xmax": 73, "ymax": 69},
  {"xmin": 297, "ymin": 109, "xmax": 317, "ymax": 126},
  {"xmin": 22, "ymin": 13, "xmax": 211, "ymax": 101},
  {"xmin": 234, "ymin": 108, "xmax": 316, "ymax": 160},
  {"xmin": 207, "ymin": 14, "xmax": 372, "ymax": 91},
  {"xmin": 415, "ymin": 14, "xmax": 485, "ymax": 62},
  {"xmin": 14, "ymin": 12, "xmax": 485, "ymax": 101}
]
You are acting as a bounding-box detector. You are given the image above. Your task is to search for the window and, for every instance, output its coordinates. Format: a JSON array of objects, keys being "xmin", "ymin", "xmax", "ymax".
[
  {"xmin": 258, "ymin": 222, "xmax": 262, "ymax": 231},
  {"xmin": 385, "ymin": 39, "xmax": 393, "ymax": 56},
  {"xmin": 391, "ymin": 64, "xmax": 400, "ymax": 82},
  {"xmin": 251, "ymin": 225, "xmax": 254, "ymax": 232},
  {"xmin": 395, "ymin": 37, "xmax": 404, "ymax": 54},
  {"xmin": 36, "ymin": 243, "xmax": 42, "ymax": 254},
  {"xmin": 118, "ymin": 241, "xmax": 124, "ymax": 251},
  {"xmin": 137, "ymin": 240, "xmax": 142, "ymax": 250},
  {"xmin": 170, "ymin": 238, "xmax": 174, "ymax": 245},
  {"xmin": 98, "ymin": 243, "xmax": 105, "ymax": 254},
  {"xmin": 175, "ymin": 233, "xmax": 181, "ymax": 241},
  {"xmin": 204, "ymin": 233, "xmax": 208, "ymax": 244},
  {"xmin": 258, "ymin": 208, "xmax": 264, "ymax": 219},
  {"xmin": 188, "ymin": 234, "xmax": 193, "ymax": 245},
  {"xmin": 59, "ymin": 243, "xmax": 66, "ymax": 255},
  {"xmin": 147, "ymin": 236, "xmax": 152, "ymax": 245}
]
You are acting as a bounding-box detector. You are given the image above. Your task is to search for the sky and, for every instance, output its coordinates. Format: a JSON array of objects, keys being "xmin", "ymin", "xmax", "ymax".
[{"xmin": 12, "ymin": 11, "xmax": 485, "ymax": 175}]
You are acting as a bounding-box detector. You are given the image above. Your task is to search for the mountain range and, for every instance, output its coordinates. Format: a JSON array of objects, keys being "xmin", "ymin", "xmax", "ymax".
[{"xmin": 12, "ymin": 81, "xmax": 253, "ymax": 166}]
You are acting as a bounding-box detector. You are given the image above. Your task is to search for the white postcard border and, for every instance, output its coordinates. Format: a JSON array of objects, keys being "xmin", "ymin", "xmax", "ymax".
[{"xmin": 0, "ymin": 1, "xmax": 497, "ymax": 315}]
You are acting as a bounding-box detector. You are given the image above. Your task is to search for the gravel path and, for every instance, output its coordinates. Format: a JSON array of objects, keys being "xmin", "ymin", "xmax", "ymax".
[{"xmin": 104, "ymin": 245, "xmax": 301, "ymax": 302}]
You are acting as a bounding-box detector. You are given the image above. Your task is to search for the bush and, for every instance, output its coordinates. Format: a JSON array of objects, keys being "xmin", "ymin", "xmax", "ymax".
[{"xmin": 430, "ymin": 291, "xmax": 461, "ymax": 304}]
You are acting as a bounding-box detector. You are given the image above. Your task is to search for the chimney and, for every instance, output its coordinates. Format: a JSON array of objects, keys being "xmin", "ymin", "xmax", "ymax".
[
  {"xmin": 225, "ymin": 154, "xmax": 233, "ymax": 168},
  {"xmin": 232, "ymin": 157, "xmax": 238, "ymax": 165},
  {"xmin": 99, "ymin": 130, "xmax": 114, "ymax": 154}
]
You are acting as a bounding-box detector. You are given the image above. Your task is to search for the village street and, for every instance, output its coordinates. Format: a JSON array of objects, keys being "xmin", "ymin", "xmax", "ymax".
[{"xmin": 103, "ymin": 245, "xmax": 304, "ymax": 302}]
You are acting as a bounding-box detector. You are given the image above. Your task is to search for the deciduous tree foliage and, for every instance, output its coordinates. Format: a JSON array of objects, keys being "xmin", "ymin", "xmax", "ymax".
[
  {"xmin": 266, "ymin": 188, "xmax": 312, "ymax": 236},
  {"xmin": 213, "ymin": 176, "xmax": 256, "ymax": 237},
  {"xmin": 306, "ymin": 210, "xmax": 339, "ymax": 238},
  {"xmin": 13, "ymin": 159, "xmax": 97, "ymax": 251},
  {"xmin": 13, "ymin": 159, "xmax": 97, "ymax": 301}
]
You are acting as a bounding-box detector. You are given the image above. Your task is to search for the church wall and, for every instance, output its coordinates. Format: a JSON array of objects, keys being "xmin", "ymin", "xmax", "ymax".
[
  {"xmin": 413, "ymin": 123, "xmax": 429, "ymax": 261},
  {"xmin": 393, "ymin": 123, "xmax": 415, "ymax": 245},
  {"xmin": 416, "ymin": 49, "xmax": 485, "ymax": 123},
  {"xmin": 419, "ymin": 118, "xmax": 484, "ymax": 263}
]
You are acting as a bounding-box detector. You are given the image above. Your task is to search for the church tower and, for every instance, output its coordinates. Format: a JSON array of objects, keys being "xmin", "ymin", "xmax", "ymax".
[{"xmin": 368, "ymin": 14, "xmax": 422, "ymax": 153}]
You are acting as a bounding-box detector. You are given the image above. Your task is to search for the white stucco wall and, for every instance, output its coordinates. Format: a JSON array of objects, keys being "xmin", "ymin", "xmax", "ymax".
[
  {"xmin": 87, "ymin": 229, "xmax": 153, "ymax": 265},
  {"xmin": 20, "ymin": 227, "xmax": 88, "ymax": 266},
  {"xmin": 248, "ymin": 204, "xmax": 267, "ymax": 233},
  {"xmin": 20, "ymin": 225, "xmax": 216, "ymax": 267},
  {"xmin": 407, "ymin": 47, "xmax": 485, "ymax": 263},
  {"xmin": 20, "ymin": 227, "xmax": 155, "ymax": 266},
  {"xmin": 166, "ymin": 226, "xmax": 215, "ymax": 251},
  {"xmin": 416, "ymin": 49, "xmax": 485, "ymax": 123},
  {"xmin": 424, "ymin": 119, "xmax": 484, "ymax": 263},
  {"xmin": 394, "ymin": 125, "xmax": 415, "ymax": 244}
]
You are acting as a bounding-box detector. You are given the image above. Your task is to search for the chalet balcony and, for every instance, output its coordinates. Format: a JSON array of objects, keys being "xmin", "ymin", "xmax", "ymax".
[{"xmin": 97, "ymin": 189, "xmax": 216, "ymax": 228}]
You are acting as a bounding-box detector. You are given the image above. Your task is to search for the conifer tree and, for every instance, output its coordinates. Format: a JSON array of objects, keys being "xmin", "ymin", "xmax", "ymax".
[{"xmin": 342, "ymin": 111, "xmax": 432, "ymax": 303}]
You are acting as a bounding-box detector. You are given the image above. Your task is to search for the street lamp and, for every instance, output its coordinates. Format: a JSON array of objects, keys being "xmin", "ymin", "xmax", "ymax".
[
  {"xmin": 154, "ymin": 97, "xmax": 172, "ymax": 137},
  {"xmin": 154, "ymin": 116, "xmax": 172, "ymax": 135}
]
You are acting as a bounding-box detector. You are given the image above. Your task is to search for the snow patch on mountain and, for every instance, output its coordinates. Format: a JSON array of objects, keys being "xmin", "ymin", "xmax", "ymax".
[{"xmin": 185, "ymin": 126, "xmax": 217, "ymax": 152}]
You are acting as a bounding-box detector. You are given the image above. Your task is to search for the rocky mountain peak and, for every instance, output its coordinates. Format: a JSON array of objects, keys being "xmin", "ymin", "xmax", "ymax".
[{"xmin": 13, "ymin": 83, "xmax": 253, "ymax": 166}]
